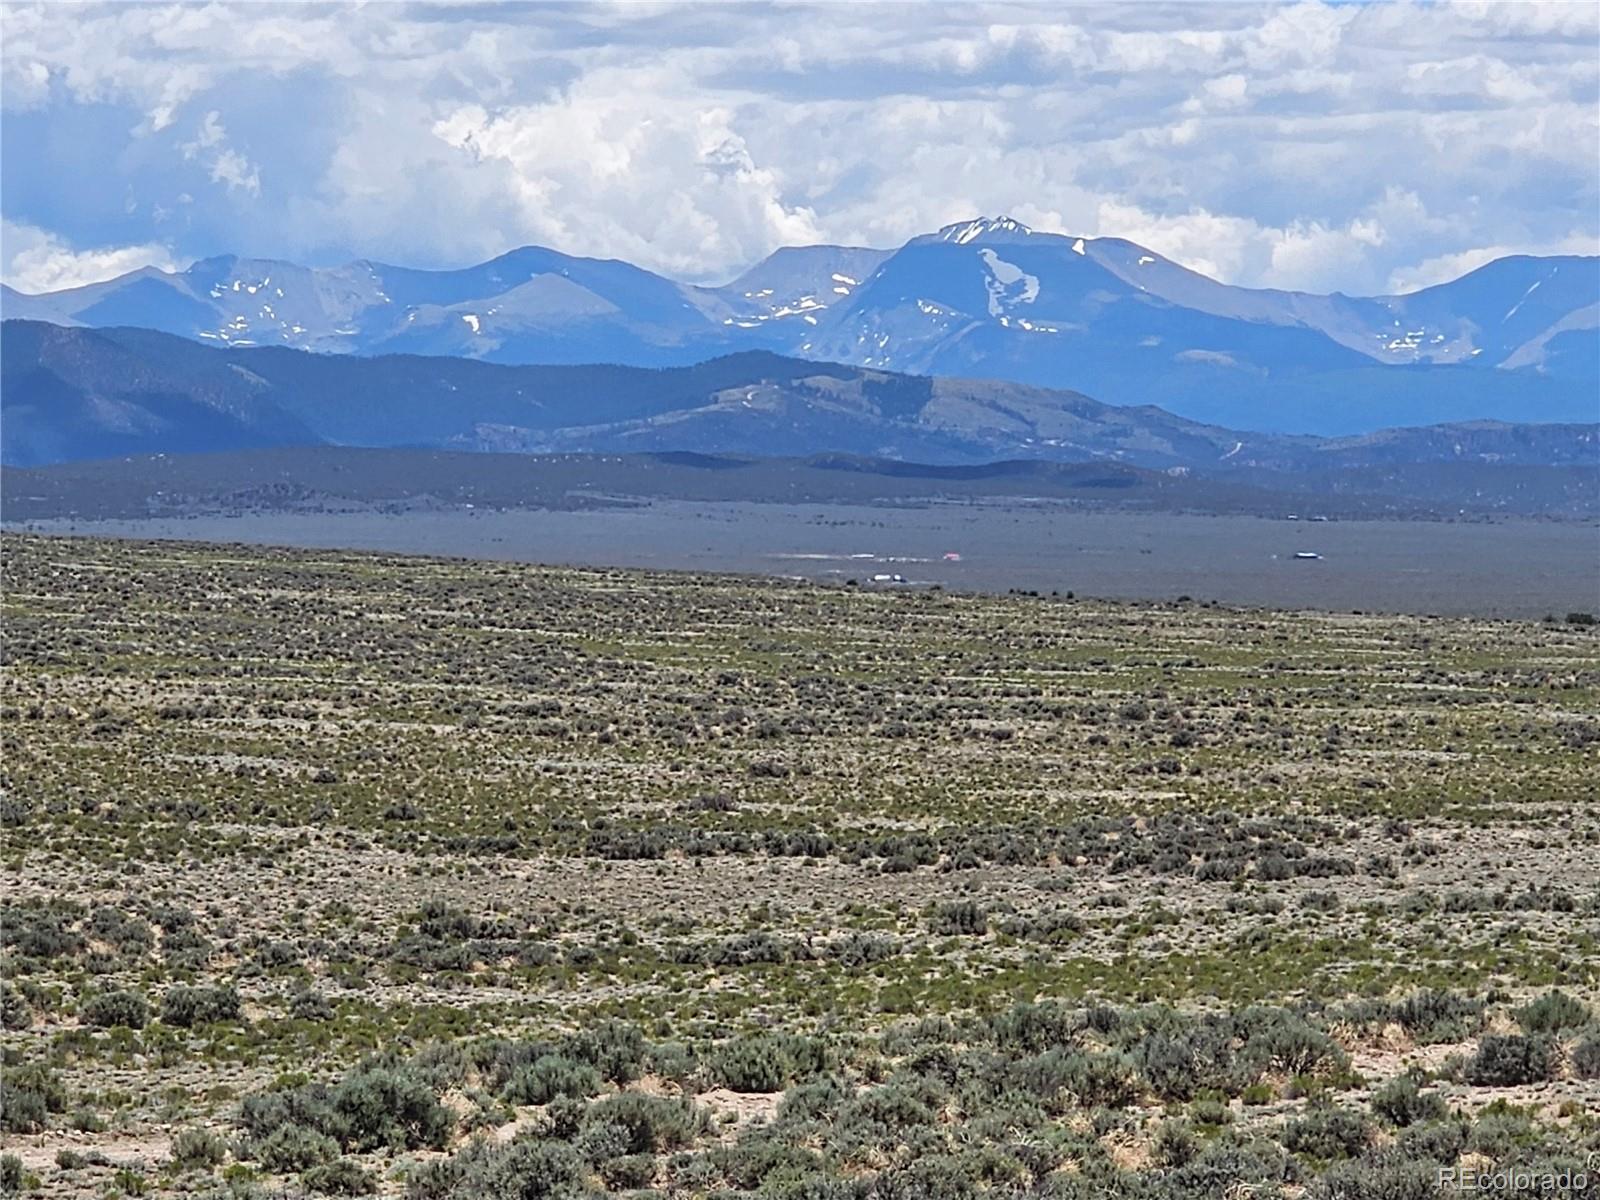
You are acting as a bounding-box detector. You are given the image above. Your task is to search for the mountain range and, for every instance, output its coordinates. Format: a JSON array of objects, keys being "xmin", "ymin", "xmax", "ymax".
[
  {"xmin": 5, "ymin": 218, "xmax": 1595, "ymax": 435},
  {"xmin": 4, "ymin": 321, "xmax": 1595, "ymax": 516}
]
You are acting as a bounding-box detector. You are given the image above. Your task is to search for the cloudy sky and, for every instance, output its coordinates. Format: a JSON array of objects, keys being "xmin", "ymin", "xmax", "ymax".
[{"xmin": 2, "ymin": 1, "xmax": 1596, "ymax": 296}]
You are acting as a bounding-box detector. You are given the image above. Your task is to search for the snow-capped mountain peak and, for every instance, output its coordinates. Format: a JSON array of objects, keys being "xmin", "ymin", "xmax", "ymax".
[
  {"xmin": 936, "ymin": 216, "xmax": 1036, "ymax": 245},
  {"xmin": 3, "ymin": 224, "xmax": 1592, "ymax": 436}
]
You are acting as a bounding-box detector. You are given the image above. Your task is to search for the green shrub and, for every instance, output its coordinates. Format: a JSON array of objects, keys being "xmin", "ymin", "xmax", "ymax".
[
  {"xmin": 89, "ymin": 907, "xmax": 154, "ymax": 956},
  {"xmin": 1515, "ymin": 990, "xmax": 1589, "ymax": 1035},
  {"xmin": 82, "ymin": 988, "xmax": 148, "ymax": 1030},
  {"xmin": 240, "ymin": 1083, "xmax": 335, "ymax": 1148},
  {"xmin": 1189, "ymin": 1097, "xmax": 1232, "ymax": 1127},
  {"xmin": 1134, "ymin": 1024, "xmax": 1233, "ymax": 1101},
  {"xmin": 1256, "ymin": 852, "xmax": 1294, "ymax": 881},
  {"xmin": 240, "ymin": 1063, "xmax": 452, "ymax": 1156},
  {"xmin": 501, "ymin": 1056, "xmax": 601, "ymax": 1106},
  {"xmin": 1468, "ymin": 1110, "xmax": 1541, "ymax": 1158},
  {"xmin": 713, "ymin": 1034, "xmax": 829, "ymax": 1094},
  {"xmin": 1571, "ymin": 1037, "xmax": 1600, "ymax": 1080},
  {"xmin": 1464, "ymin": 1035, "xmax": 1557, "ymax": 1087},
  {"xmin": 170, "ymin": 1126, "xmax": 229, "ymax": 1168},
  {"xmin": 1370, "ymin": 1075, "xmax": 1446, "ymax": 1128},
  {"xmin": 0, "ymin": 1086, "xmax": 48, "ymax": 1136},
  {"xmin": 1397, "ymin": 1118, "xmax": 1469, "ymax": 1164},
  {"xmin": 1306, "ymin": 1152, "xmax": 1441, "ymax": 1199},
  {"xmin": 1237, "ymin": 1007, "xmax": 1348, "ymax": 1078},
  {"xmin": 574, "ymin": 1118, "xmax": 629, "ymax": 1164},
  {"xmin": 580, "ymin": 1093, "xmax": 705, "ymax": 1154},
  {"xmin": 598, "ymin": 1153, "xmax": 655, "ymax": 1189},
  {"xmin": 564, "ymin": 1020, "xmax": 646, "ymax": 1085},
  {"xmin": 161, "ymin": 984, "xmax": 241, "ymax": 1028},
  {"xmin": 1152, "ymin": 1120, "xmax": 1198, "ymax": 1168},
  {"xmin": 985, "ymin": 1002, "xmax": 1082, "ymax": 1054},
  {"xmin": 930, "ymin": 901, "xmax": 987, "ymax": 936},
  {"xmin": 1284, "ymin": 1105, "xmax": 1373, "ymax": 1160},
  {"xmin": 1159, "ymin": 1134, "xmax": 1291, "ymax": 1197},
  {"xmin": 1064, "ymin": 1052, "xmax": 1138, "ymax": 1109},
  {"xmin": 0, "ymin": 1064, "xmax": 66, "ymax": 1133},
  {"xmin": 1394, "ymin": 989, "xmax": 1481, "ymax": 1044},
  {"xmin": 330, "ymin": 1065, "xmax": 454, "ymax": 1152},
  {"xmin": 826, "ymin": 931, "xmax": 901, "ymax": 966},
  {"xmin": 405, "ymin": 1136, "xmax": 583, "ymax": 1200},
  {"xmin": 0, "ymin": 982, "xmax": 31, "ymax": 1031},
  {"xmin": 777, "ymin": 1076, "xmax": 849, "ymax": 1124},
  {"xmin": 999, "ymin": 1048, "xmax": 1075, "ymax": 1115},
  {"xmin": 289, "ymin": 989, "xmax": 334, "ymax": 1022},
  {"xmin": 870, "ymin": 1155, "xmax": 980, "ymax": 1200},
  {"xmin": 0, "ymin": 904, "xmax": 84, "ymax": 962},
  {"xmin": 714, "ymin": 1037, "xmax": 789, "ymax": 1093},
  {"xmin": 645, "ymin": 1041, "xmax": 699, "ymax": 1087},
  {"xmin": 711, "ymin": 1139, "xmax": 825, "ymax": 1190},
  {"xmin": 256, "ymin": 1125, "xmax": 339, "ymax": 1172},
  {"xmin": 542, "ymin": 1096, "xmax": 586, "ymax": 1141},
  {"xmin": 302, "ymin": 1158, "xmax": 377, "ymax": 1196}
]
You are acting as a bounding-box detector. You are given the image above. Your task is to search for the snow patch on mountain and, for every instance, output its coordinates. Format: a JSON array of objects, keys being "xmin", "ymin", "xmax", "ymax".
[
  {"xmin": 940, "ymin": 216, "xmax": 1034, "ymax": 245},
  {"xmin": 979, "ymin": 248, "xmax": 1039, "ymax": 317},
  {"xmin": 6, "ymin": 223, "xmax": 1593, "ymax": 433},
  {"xmin": 1504, "ymin": 271, "xmax": 1552, "ymax": 321}
]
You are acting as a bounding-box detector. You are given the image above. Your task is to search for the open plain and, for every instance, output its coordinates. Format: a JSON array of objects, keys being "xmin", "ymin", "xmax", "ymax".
[
  {"xmin": 15, "ymin": 501, "xmax": 1600, "ymax": 619},
  {"xmin": 2, "ymin": 532, "xmax": 1598, "ymax": 1198}
]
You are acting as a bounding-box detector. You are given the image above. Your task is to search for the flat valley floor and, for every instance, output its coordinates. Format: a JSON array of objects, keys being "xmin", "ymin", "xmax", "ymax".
[
  {"xmin": 2, "ymin": 533, "xmax": 1598, "ymax": 1198},
  {"xmin": 15, "ymin": 500, "xmax": 1600, "ymax": 618}
]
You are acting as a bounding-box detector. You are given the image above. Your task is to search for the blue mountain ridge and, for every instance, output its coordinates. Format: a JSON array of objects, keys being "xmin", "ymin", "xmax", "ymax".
[{"xmin": 3, "ymin": 217, "xmax": 1595, "ymax": 435}]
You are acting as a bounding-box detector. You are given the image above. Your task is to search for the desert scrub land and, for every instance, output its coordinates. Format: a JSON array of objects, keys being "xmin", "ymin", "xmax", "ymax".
[{"xmin": 1, "ymin": 531, "xmax": 1597, "ymax": 1199}]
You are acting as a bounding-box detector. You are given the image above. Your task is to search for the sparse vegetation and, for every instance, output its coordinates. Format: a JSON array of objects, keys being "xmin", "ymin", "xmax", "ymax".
[{"xmin": 2, "ymin": 533, "xmax": 1596, "ymax": 1197}]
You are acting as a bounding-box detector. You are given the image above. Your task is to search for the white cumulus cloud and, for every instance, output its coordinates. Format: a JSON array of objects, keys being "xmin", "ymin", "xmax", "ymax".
[
  {"xmin": 1, "ymin": 1, "xmax": 1596, "ymax": 291},
  {"xmin": 1, "ymin": 220, "xmax": 181, "ymax": 294},
  {"xmin": 180, "ymin": 111, "xmax": 261, "ymax": 196}
]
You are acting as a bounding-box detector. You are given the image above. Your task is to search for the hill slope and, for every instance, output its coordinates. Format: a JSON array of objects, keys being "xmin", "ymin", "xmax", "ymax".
[{"xmin": 6, "ymin": 321, "xmax": 1594, "ymax": 485}]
